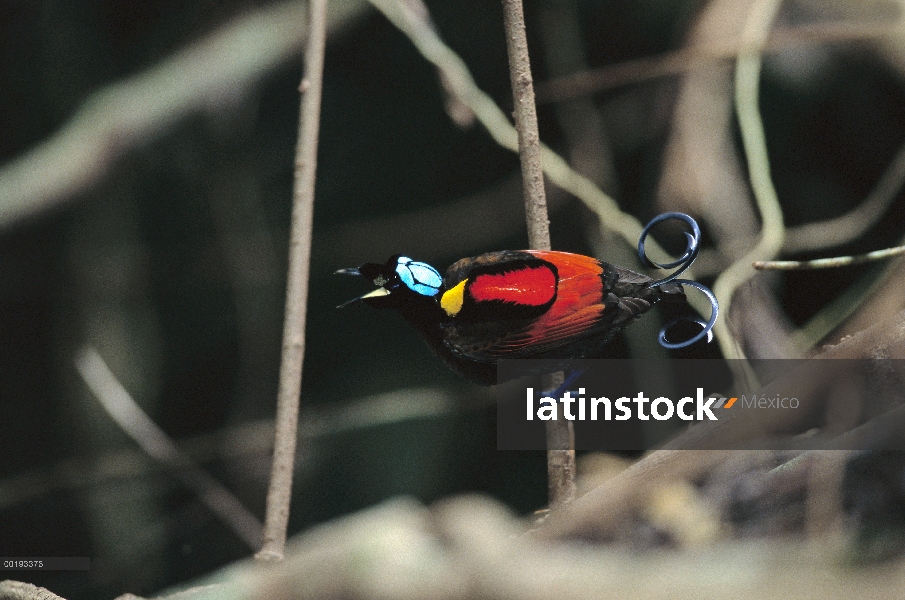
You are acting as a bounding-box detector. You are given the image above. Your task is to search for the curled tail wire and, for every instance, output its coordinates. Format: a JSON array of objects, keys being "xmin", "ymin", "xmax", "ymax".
[{"xmin": 637, "ymin": 212, "xmax": 719, "ymax": 349}]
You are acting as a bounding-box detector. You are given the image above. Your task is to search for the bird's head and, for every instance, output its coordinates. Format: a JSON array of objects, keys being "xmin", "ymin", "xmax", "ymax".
[{"xmin": 336, "ymin": 255, "xmax": 443, "ymax": 311}]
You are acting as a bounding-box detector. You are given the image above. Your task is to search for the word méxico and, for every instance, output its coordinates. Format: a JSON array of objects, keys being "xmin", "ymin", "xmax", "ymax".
[{"xmin": 526, "ymin": 388, "xmax": 719, "ymax": 421}]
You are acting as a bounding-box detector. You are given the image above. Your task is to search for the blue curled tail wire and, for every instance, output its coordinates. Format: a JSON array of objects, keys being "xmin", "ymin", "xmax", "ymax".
[{"xmin": 637, "ymin": 212, "xmax": 719, "ymax": 349}]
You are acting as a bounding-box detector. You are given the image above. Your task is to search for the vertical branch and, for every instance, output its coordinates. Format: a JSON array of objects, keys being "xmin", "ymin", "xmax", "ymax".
[
  {"xmin": 501, "ymin": 0, "xmax": 551, "ymax": 252},
  {"xmin": 500, "ymin": 0, "xmax": 575, "ymax": 507},
  {"xmin": 257, "ymin": 0, "xmax": 327, "ymax": 562}
]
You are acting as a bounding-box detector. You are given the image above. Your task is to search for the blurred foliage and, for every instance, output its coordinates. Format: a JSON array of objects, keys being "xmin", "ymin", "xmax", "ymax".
[{"xmin": 2, "ymin": 0, "xmax": 905, "ymax": 598}]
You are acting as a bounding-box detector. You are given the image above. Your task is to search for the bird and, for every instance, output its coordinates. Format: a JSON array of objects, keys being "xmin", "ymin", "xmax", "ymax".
[{"xmin": 336, "ymin": 249, "xmax": 691, "ymax": 385}]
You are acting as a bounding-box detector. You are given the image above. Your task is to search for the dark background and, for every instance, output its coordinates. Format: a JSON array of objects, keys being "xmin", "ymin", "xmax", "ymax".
[{"xmin": 2, "ymin": 1, "xmax": 905, "ymax": 598}]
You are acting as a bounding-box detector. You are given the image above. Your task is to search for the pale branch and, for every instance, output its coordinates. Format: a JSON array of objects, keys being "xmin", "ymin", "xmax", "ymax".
[
  {"xmin": 710, "ymin": 0, "xmax": 785, "ymax": 362},
  {"xmin": 754, "ymin": 244, "xmax": 905, "ymax": 270},
  {"xmin": 74, "ymin": 347, "xmax": 263, "ymax": 549},
  {"xmin": 258, "ymin": 0, "xmax": 328, "ymax": 562},
  {"xmin": 0, "ymin": 1, "xmax": 369, "ymax": 230},
  {"xmin": 536, "ymin": 18, "xmax": 903, "ymax": 102},
  {"xmin": 501, "ymin": 0, "xmax": 551, "ymax": 251}
]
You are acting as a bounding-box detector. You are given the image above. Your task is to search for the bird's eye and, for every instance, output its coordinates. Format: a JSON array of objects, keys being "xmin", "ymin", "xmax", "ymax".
[{"xmin": 395, "ymin": 256, "xmax": 442, "ymax": 297}]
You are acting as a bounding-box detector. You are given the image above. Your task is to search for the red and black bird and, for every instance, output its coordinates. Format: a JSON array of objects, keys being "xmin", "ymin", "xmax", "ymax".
[{"xmin": 337, "ymin": 249, "xmax": 691, "ymax": 385}]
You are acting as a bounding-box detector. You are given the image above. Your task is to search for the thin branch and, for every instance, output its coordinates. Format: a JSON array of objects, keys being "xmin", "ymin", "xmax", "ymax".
[
  {"xmin": 74, "ymin": 347, "xmax": 263, "ymax": 549},
  {"xmin": 789, "ymin": 264, "xmax": 887, "ymax": 351},
  {"xmin": 500, "ymin": 0, "xmax": 575, "ymax": 508},
  {"xmin": 257, "ymin": 0, "xmax": 328, "ymax": 562},
  {"xmin": 783, "ymin": 136, "xmax": 905, "ymax": 254},
  {"xmin": 535, "ymin": 18, "xmax": 903, "ymax": 102},
  {"xmin": 541, "ymin": 307, "xmax": 905, "ymax": 541},
  {"xmin": 785, "ymin": 220, "xmax": 905, "ymax": 350},
  {"xmin": 399, "ymin": 0, "xmax": 476, "ymax": 128},
  {"xmin": 501, "ymin": 0, "xmax": 551, "ymax": 251},
  {"xmin": 754, "ymin": 244, "xmax": 905, "ymax": 270},
  {"xmin": 789, "ymin": 203, "xmax": 905, "ymax": 350},
  {"xmin": 0, "ymin": 2, "xmax": 369, "ymax": 230},
  {"xmin": 711, "ymin": 0, "xmax": 785, "ymax": 362},
  {"xmin": 694, "ymin": 134, "xmax": 905, "ymax": 278},
  {"xmin": 0, "ymin": 386, "xmax": 493, "ymax": 513}
]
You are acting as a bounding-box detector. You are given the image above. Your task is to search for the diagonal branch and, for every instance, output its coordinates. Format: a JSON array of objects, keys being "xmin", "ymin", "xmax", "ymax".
[
  {"xmin": 0, "ymin": 1, "xmax": 368, "ymax": 230},
  {"xmin": 75, "ymin": 347, "xmax": 263, "ymax": 549}
]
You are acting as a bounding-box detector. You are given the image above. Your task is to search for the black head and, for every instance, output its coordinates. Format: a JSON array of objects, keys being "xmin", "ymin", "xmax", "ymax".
[{"xmin": 336, "ymin": 255, "xmax": 443, "ymax": 310}]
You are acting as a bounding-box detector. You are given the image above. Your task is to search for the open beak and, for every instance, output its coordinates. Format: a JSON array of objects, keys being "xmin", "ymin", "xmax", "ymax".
[
  {"xmin": 336, "ymin": 287, "xmax": 389, "ymax": 308},
  {"xmin": 335, "ymin": 267, "xmax": 390, "ymax": 308}
]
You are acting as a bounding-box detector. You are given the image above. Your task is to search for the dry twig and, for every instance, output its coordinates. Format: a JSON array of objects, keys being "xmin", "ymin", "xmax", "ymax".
[
  {"xmin": 501, "ymin": 0, "xmax": 552, "ymax": 252},
  {"xmin": 536, "ymin": 18, "xmax": 904, "ymax": 102},
  {"xmin": 754, "ymin": 244, "xmax": 905, "ymax": 270},
  {"xmin": 710, "ymin": 0, "xmax": 784, "ymax": 362},
  {"xmin": 0, "ymin": 1, "xmax": 368, "ymax": 230},
  {"xmin": 540, "ymin": 307, "xmax": 905, "ymax": 541},
  {"xmin": 74, "ymin": 347, "xmax": 263, "ymax": 549},
  {"xmin": 258, "ymin": 0, "xmax": 328, "ymax": 562},
  {"xmin": 500, "ymin": 0, "xmax": 575, "ymax": 507}
]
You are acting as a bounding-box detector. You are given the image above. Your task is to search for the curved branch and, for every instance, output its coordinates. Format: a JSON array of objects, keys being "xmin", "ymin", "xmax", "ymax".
[
  {"xmin": 711, "ymin": 0, "xmax": 785, "ymax": 361},
  {"xmin": 783, "ymin": 137, "xmax": 905, "ymax": 254}
]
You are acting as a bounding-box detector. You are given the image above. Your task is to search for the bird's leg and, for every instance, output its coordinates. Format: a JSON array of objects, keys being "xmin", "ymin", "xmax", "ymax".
[{"xmin": 538, "ymin": 368, "xmax": 587, "ymax": 408}]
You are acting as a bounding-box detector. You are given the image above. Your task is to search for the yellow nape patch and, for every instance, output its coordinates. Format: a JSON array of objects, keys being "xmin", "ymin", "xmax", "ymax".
[{"xmin": 440, "ymin": 279, "xmax": 468, "ymax": 316}]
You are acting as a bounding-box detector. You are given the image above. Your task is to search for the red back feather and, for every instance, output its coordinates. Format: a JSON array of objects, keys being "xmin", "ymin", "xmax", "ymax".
[
  {"xmin": 519, "ymin": 251, "xmax": 606, "ymax": 348},
  {"xmin": 468, "ymin": 265, "xmax": 556, "ymax": 306}
]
